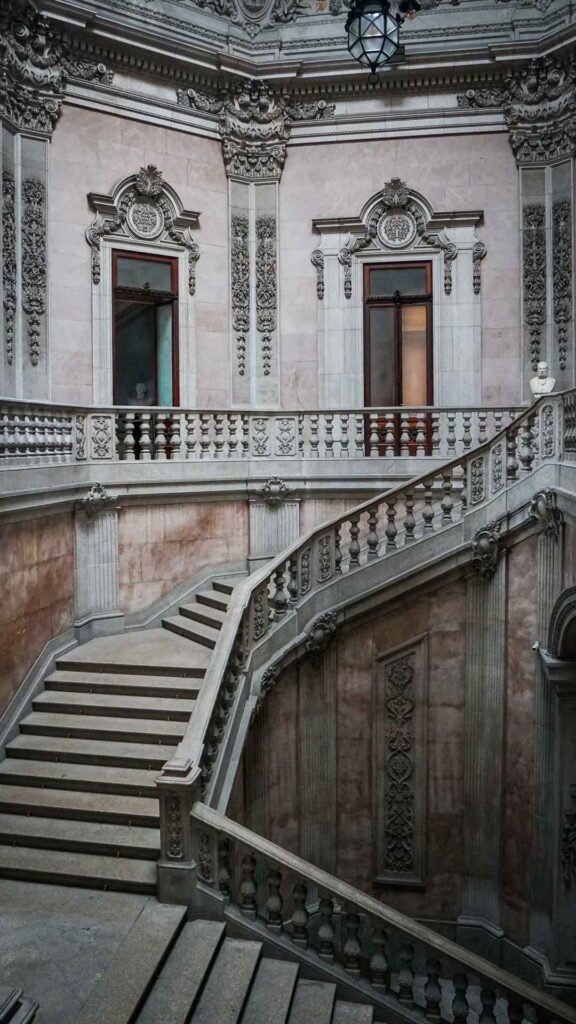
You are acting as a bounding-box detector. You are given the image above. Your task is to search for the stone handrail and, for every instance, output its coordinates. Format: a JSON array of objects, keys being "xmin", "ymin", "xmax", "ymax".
[
  {"xmin": 0, "ymin": 399, "xmax": 523, "ymax": 462},
  {"xmin": 190, "ymin": 801, "xmax": 576, "ymax": 1024}
]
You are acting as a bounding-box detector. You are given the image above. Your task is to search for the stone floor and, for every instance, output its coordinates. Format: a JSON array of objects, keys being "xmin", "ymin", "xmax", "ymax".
[{"xmin": 0, "ymin": 880, "xmax": 151, "ymax": 1024}]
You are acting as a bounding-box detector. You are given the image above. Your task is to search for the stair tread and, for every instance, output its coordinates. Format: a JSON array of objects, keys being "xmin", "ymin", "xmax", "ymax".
[
  {"xmin": 0, "ymin": 758, "xmax": 158, "ymax": 795},
  {"xmin": 196, "ymin": 590, "xmax": 230, "ymax": 612},
  {"xmin": 0, "ymin": 844, "xmax": 158, "ymax": 892},
  {"xmin": 137, "ymin": 920, "xmax": 226, "ymax": 1024},
  {"xmin": 190, "ymin": 938, "xmax": 262, "ymax": 1024},
  {"xmin": 33, "ymin": 690, "xmax": 196, "ymax": 719},
  {"xmin": 57, "ymin": 629, "xmax": 209, "ymax": 675},
  {"xmin": 0, "ymin": 812, "xmax": 159, "ymax": 853},
  {"xmin": 20, "ymin": 711, "xmax": 186, "ymax": 740},
  {"xmin": 6, "ymin": 734, "xmax": 175, "ymax": 767},
  {"xmin": 241, "ymin": 958, "xmax": 300, "ymax": 1024},
  {"xmin": 288, "ymin": 980, "xmax": 336, "ymax": 1024},
  {"xmin": 179, "ymin": 602, "xmax": 227, "ymax": 627},
  {"xmin": 212, "ymin": 579, "xmax": 237, "ymax": 595},
  {"xmin": 332, "ymin": 1001, "xmax": 374, "ymax": 1023},
  {"xmin": 76, "ymin": 900, "xmax": 187, "ymax": 1024},
  {"xmin": 163, "ymin": 616, "xmax": 220, "ymax": 648},
  {"xmin": 0, "ymin": 784, "xmax": 158, "ymax": 823},
  {"xmin": 45, "ymin": 670, "xmax": 201, "ymax": 694}
]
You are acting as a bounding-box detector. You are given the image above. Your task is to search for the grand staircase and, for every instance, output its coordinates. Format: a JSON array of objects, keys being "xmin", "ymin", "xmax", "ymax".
[{"xmin": 0, "ymin": 579, "xmax": 238, "ymax": 892}]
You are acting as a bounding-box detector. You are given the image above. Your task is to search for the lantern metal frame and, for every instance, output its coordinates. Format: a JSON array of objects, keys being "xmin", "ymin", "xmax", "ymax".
[{"xmin": 345, "ymin": 0, "xmax": 421, "ymax": 75}]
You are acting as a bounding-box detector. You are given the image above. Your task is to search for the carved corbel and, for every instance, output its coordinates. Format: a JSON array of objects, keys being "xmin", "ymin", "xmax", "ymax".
[
  {"xmin": 471, "ymin": 520, "xmax": 502, "ymax": 580},
  {"xmin": 311, "ymin": 248, "xmax": 324, "ymax": 300},
  {"xmin": 473, "ymin": 241, "xmax": 487, "ymax": 295},
  {"xmin": 305, "ymin": 610, "xmax": 338, "ymax": 661},
  {"xmin": 529, "ymin": 488, "xmax": 563, "ymax": 542},
  {"xmin": 254, "ymin": 664, "xmax": 279, "ymax": 717},
  {"xmin": 255, "ymin": 476, "xmax": 295, "ymax": 506},
  {"xmin": 74, "ymin": 482, "xmax": 117, "ymax": 518}
]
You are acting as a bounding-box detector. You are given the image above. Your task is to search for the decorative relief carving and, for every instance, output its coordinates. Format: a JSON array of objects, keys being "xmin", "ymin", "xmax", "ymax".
[
  {"xmin": 311, "ymin": 248, "xmax": 324, "ymax": 300},
  {"xmin": 255, "ymin": 214, "xmax": 277, "ymax": 375},
  {"xmin": 541, "ymin": 403, "xmax": 556, "ymax": 457},
  {"xmin": 86, "ymin": 165, "xmax": 200, "ymax": 293},
  {"xmin": 285, "ymin": 98, "xmax": 335, "ymax": 121},
  {"xmin": 166, "ymin": 795, "xmax": 184, "ymax": 859},
  {"xmin": 473, "ymin": 241, "xmax": 487, "ymax": 295},
  {"xmin": 90, "ymin": 415, "xmax": 115, "ymax": 460},
  {"xmin": 2, "ymin": 170, "xmax": 16, "ymax": 366},
  {"xmin": 382, "ymin": 652, "xmax": 416, "ymax": 874},
  {"xmin": 491, "ymin": 443, "xmax": 504, "ymax": 494},
  {"xmin": 523, "ymin": 204, "xmax": 547, "ymax": 372},
  {"xmin": 305, "ymin": 610, "xmax": 337, "ymax": 661},
  {"xmin": 178, "ymin": 83, "xmax": 334, "ymax": 128},
  {"xmin": 220, "ymin": 81, "xmax": 290, "ymax": 181},
  {"xmin": 255, "ymin": 476, "xmax": 294, "ymax": 505},
  {"xmin": 251, "ymin": 417, "xmax": 270, "ymax": 456},
  {"xmin": 562, "ymin": 789, "xmax": 576, "ymax": 889},
  {"xmin": 470, "ymin": 456, "xmax": 485, "ymax": 506},
  {"xmin": 553, "ymin": 199, "xmax": 572, "ymax": 373},
  {"xmin": 529, "ymin": 488, "xmax": 563, "ymax": 542},
  {"xmin": 21, "ymin": 177, "xmax": 46, "ymax": 367},
  {"xmin": 471, "ymin": 520, "xmax": 502, "ymax": 580},
  {"xmin": 300, "ymin": 546, "xmax": 311, "ymax": 594},
  {"xmin": 75, "ymin": 415, "xmax": 86, "ymax": 461},
  {"xmin": 317, "ymin": 534, "xmax": 333, "ymax": 583},
  {"xmin": 75, "ymin": 482, "xmax": 116, "ymax": 517},
  {"xmin": 231, "ymin": 213, "xmax": 250, "ymax": 376},
  {"xmin": 255, "ymin": 664, "xmax": 278, "ymax": 716},
  {"xmin": 275, "ymin": 416, "xmax": 296, "ymax": 456},
  {"xmin": 252, "ymin": 586, "xmax": 269, "ymax": 640},
  {"xmin": 198, "ymin": 832, "xmax": 213, "ymax": 881}
]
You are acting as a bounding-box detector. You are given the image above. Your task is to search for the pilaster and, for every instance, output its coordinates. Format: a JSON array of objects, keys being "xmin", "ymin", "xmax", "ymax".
[{"xmin": 73, "ymin": 484, "xmax": 124, "ymax": 641}]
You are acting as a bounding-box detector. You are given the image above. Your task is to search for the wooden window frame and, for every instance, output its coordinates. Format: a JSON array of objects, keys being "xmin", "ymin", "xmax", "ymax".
[{"xmin": 112, "ymin": 249, "xmax": 180, "ymax": 407}]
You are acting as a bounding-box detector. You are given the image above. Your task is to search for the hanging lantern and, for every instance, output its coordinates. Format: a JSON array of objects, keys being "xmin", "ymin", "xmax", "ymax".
[{"xmin": 345, "ymin": 0, "xmax": 420, "ymax": 75}]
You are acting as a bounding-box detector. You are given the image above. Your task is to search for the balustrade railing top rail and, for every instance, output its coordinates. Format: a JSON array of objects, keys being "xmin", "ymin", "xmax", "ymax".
[{"xmin": 0, "ymin": 400, "xmax": 524, "ymax": 462}]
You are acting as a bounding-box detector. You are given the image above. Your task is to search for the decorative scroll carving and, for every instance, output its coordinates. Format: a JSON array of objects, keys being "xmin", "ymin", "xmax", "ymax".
[
  {"xmin": 198, "ymin": 832, "xmax": 213, "ymax": 881},
  {"xmin": 562, "ymin": 790, "xmax": 576, "ymax": 889},
  {"xmin": 86, "ymin": 165, "xmax": 200, "ymax": 292},
  {"xmin": 541, "ymin": 402, "xmax": 556, "ymax": 457},
  {"xmin": 255, "ymin": 476, "xmax": 294, "ymax": 505},
  {"xmin": 2, "ymin": 170, "xmax": 16, "ymax": 366},
  {"xmin": 219, "ymin": 81, "xmax": 290, "ymax": 181},
  {"xmin": 491, "ymin": 443, "xmax": 504, "ymax": 494},
  {"xmin": 382, "ymin": 652, "xmax": 416, "ymax": 873},
  {"xmin": 252, "ymin": 586, "xmax": 268, "ymax": 640},
  {"xmin": 471, "ymin": 520, "xmax": 502, "ymax": 580},
  {"xmin": 285, "ymin": 99, "xmax": 335, "ymax": 121},
  {"xmin": 300, "ymin": 547, "xmax": 311, "ymax": 594},
  {"xmin": 305, "ymin": 610, "xmax": 337, "ymax": 661},
  {"xmin": 470, "ymin": 456, "xmax": 485, "ymax": 505},
  {"xmin": 311, "ymin": 248, "xmax": 324, "ymax": 300},
  {"xmin": 21, "ymin": 177, "xmax": 46, "ymax": 367},
  {"xmin": 530, "ymin": 488, "xmax": 563, "ymax": 542},
  {"xmin": 231, "ymin": 213, "xmax": 250, "ymax": 376},
  {"xmin": 75, "ymin": 482, "xmax": 116, "ymax": 518},
  {"xmin": 255, "ymin": 664, "xmax": 278, "ymax": 715},
  {"xmin": 317, "ymin": 534, "xmax": 333, "ymax": 582},
  {"xmin": 166, "ymin": 795, "xmax": 184, "ymax": 859},
  {"xmin": 90, "ymin": 415, "xmax": 114, "ymax": 460},
  {"xmin": 553, "ymin": 199, "xmax": 572, "ymax": 373},
  {"xmin": 523, "ymin": 204, "xmax": 547, "ymax": 372},
  {"xmin": 473, "ymin": 241, "xmax": 487, "ymax": 295},
  {"xmin": 75, "ymin": 415, "xmax": 86, "ymax": 461},
  {"xmin": 256, "ymin": 214, "xmax": 277, "ymax": 375}
]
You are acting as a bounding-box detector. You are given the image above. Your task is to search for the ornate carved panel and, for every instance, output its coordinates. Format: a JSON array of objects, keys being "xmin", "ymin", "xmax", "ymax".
[
  {"xmin": 231, "ymin": 213, "xmax": 250, "ymax": 376},
  {"xmin": 255, "ymin": 214, "xmax": 277, "ymax": 375},
  {"xmin": 523, "ymin": 203, "xmax": 547, "ymax": 372},
  {"xmin": 2, "ymin": 170, "xmax": 16, "ymax": 365},
  {"xmin": 374, "ymin": 636, "xmax": 428, "ymax": 885},
  {"xmin": 21, "ymin": 177, "xmax": 46, "ymax": 367},
  {"xmin": 553, "ymin": 198, "xmax": 573, "ymax": 373}
]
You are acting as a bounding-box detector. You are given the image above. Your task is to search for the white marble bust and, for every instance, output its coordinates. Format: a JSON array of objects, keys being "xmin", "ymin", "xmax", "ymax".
[{"xmin": 530, "ymin": 361, "xmax": 556, "ymax": 398}]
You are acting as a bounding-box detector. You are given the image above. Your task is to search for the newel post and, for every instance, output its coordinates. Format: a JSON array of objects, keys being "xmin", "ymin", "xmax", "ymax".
[{"xmin": 157, "ymin": 756, "xmax": 201, "ymax": 906}]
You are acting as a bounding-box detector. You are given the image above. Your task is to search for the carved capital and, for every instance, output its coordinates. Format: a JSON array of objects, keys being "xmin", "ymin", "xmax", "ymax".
[
  {"xmin": 255, "ymin": 476, "xmax": 294, "ymax": 506},
  {"xmin": 471, "ymin": 520, "xmax": 502, "ymax": 580},
  {"xmin": 530, "ymin": 488, "xmax": 563, "ymax": 542},
  {"xmin": 75, "ymin": 482, "xmax": 117, "ymax": 518},
  {"xmin": 305, "ymin": 610, "xmax": 338, "ymax": 661}
]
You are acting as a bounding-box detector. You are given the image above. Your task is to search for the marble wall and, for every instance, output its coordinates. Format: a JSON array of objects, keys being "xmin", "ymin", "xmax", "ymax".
[{"xmin": 0, "ymin": 515, "xmax": 74, "ymax": 716}]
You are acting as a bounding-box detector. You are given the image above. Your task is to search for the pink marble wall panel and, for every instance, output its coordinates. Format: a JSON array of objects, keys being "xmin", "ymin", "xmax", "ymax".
[
  {"xmin": 117, "ymin": 500, "xmax": 249, "ymax": 613},
  {"xmin": 0, "ymin": 514, "xmax": 74, "ymax": 715}
]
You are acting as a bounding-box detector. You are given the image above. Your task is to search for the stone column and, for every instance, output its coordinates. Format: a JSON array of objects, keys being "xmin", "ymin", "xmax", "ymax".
[
  {"xmin": 73, "ymin": 484, "xmax": 123, "ymax": 641},
  {"xmin": 459, "ymin": 552, "xmax": 507, "ymax": 950}
]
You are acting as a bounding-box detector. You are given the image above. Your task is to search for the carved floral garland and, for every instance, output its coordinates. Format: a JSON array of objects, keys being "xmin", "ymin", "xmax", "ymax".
[
  {"xmin": 231, "ymin": 213, "xmax": 250, "ymax": 376},
  {"xmin": 256, "ymin": 214, "xmax": 277, "ymax": 375},
  {"xmin": 553, "ymin": 199, "xmax": 573, "ymax": 373},
  {"xmin": 523, "ymin": 203, "xmax": 547, "ymax": 372},
  {"xmin": 2, "ymin": 170, "xmax": 16, "ymax": 365},
  {"xmin": 22, "ymin": 177, "xmax": 47, "ymax": 367}
]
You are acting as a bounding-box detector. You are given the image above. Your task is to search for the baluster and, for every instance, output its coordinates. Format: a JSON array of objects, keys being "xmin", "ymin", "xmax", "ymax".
[
  {"xmin": 367, "ymin": 506, "xmax": 379, "ymax": 559},
  {"xmin": 64, "ymin": 416, "xmax": 74, "ymax": 456},
  {"xmin": 348, "ymin": 514, "xmax": 361, "ymax": 567},
  {"xmin": 369, "ymin": 927, "xmax": 388, "ymax": 990},
  {"xmin": 447, "ymin": 413, "xmax": 457, "ymax": 456},
  {"xmin": 272, "ymin": 564, "xmax": 288, "ymax": 619},
  {"xmin": 317, "ymin": 896, "xmax": 335, "ymax": 963},
  {"xmin": 416, "ymin": 415, "xmax": 426, "ymax": 457},
  {"xmin": 494, "ymin": 411, "xmax": 503, "ymax": 436},
  {"xmin": 199, "ymin": 414, "xmax": 211, "ymax": 459},
  {"xmin": 228, "ymin": 414, "xmax": 239, "ymax": 459},
  {"xmin": 397, "ymin": 943, "xmax": 414, "ymax": 1005},
  {"xmin": 441, "ymin": 471, "xmax": 454, "ymax": 525},
  {"xmin": 265, "ymin": 868, "xmax": 283, "ymax": 933},
  {"xmin": 155, "ymin": 413, "xmax": 167, "ymax": 461},
  {"xmin": 139, "ymin": 413, "xmax": 152, "ymax": 461},
  {"xmin": 124, "ymin": 412, "xmax": 136, "ymax": 461},
  {"xmin": 184, "ymin": 413, "xmax": 196, "ymax": 460},
  {"xmin": 20, "ymin": 415, "xmax": 31, "ymax": 456},
  {"xmin": 298, "ymin": 413, "xmax": 305, "ymax": 457},
  {"xmin": 460, "ymin": 465, "xmax": 468, "ymax": 520},
  {"xmin": 45, "ymin": 416, "xmax": 56, "ymax": 457},
  {"xmin": 241, "ymin": 414, "xmax": 250, "ymax": 458},
  {"xmin": 462, "ymin": 412, "xmax": 472, "ymax": 451},
  {"xmin": 404, "ymin": 486, "xmax": 416, "ymax": 543},
  {"xmin": 35, "ymin": 415, "xmax": 46, "ymax": 456},
  {"xmin": 325, "ymin": 413, "xmax": 334, "ymax": 458},
  {"xmin": 310, "ymin": 414, "xmax": 319, "ymax": 458},
  {"xmin": 385, "ymin": 495, "xmax": 397, "ymax": 551},
  {"xmin": 239, "ymin": 852, "xmax": 257, "ymax": 918},
  {"xmin": 214, "ymin": 413, "xmax": 225, "ymax": 459},
  {"xmin": 171, "ymin": 413, "xmax": 183, "ymax": 460},
  {"xmin": 452, "ymin": 974, "xmax": 469, "ymax": 1024},
  {"xmin": 369, "ymin": 413, "xmax": 380, "ymax": 457},
  {"xmin": 425, "ymin": 958, "xmax": 442, "ymax": 1019},
  {"xmin": 478, "ymin": 412, "xmax": 488, "ymax": 446},
  {"xmin": 288, "ymin": 555, "xmax": 299, "ymax": 605},
  {"xmin": 291, "ymin": 883, "xmax": 309, "ymax": 948},
  {"xmin": 340, "ymin": 413, "xmax": 350, "ymax": 458},
  {"xmin": 384, "ymin": 412, "xmax": 396, "ymax": 456},
  {"xmin": 355, "ymin": 413, "xmax": 365, "ymax": 456},
  {"xmin": 400, "ymin": 412, "xmax": 410, "ymax": 455},
  {"xmin": 431, "ymin": 413, "xmax": 441, "ymax": 456},
  {"xmin": 519, "ymin": 420, "xmax": 534, "ymax": 472},
  {"xmin": 507, "ymin": 427, "xmax": 519, "ymax": 480},
  {"xmin": 217, "ymin": 838, "xmax": 231, "ymax": 895},
  {"xmin": 480, "ymin": 989, "xmax": 497, "ymax": 1024},
  {"xmin": 343, "ymin": 912, "xmax": 361, "ymax": 977},
  {"xmin": 335, "ymin": 526, "xmax": 342, "ymax": 575}
]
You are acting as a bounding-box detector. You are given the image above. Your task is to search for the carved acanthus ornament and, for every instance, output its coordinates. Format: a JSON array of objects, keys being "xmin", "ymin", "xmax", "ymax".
[
  {"xmin": 529, "ymin": 488, "xmax": 563, "ymax": 542},
  {"xmin": 256, "ymin": 214, "xmax": 277, "ymax": 375},
  {"xmin": 471, "ymin": 520, "xmax": 502, "ymax": 580},
  {"xmin": 254, "ymin": 664, "xmax": 278, "ymax": 716},
  {"xmin": 21, "ymin": 176, "xmax": 46, "ymax": 366},
  {"xmin": 2, "ymin": 170, "xmax": 16, "ymax": 365},
  {"xmin": 86, "ymin": 165, "xmax": 200, "ymax": 293},
  {"xmin": 231, "ymin": 214, "xmax": 250, "ymax": 376},
  {"xmin": 305, "ymin": 611, "xmax": 338, "ymax": 661},
  {"xmin": 255, "ymin": 476, "xmax": 295, "ymax": 505},
  {"xmin": 75, "ymin": 482, "xmax": 117, "ymax": 518},
  {"xmin": 523, "ymin": 204, "xmax": 547, "ymax": 372},
  {"xmin": 383, "ymin": 652, "xmax": 416, "ymax": 873},
  {"xmin": 311, "ymin": 249, "xmax": 324, "ymax": 300},
  {"xmin": 552, "ymin": 199, "xmax": 572, "ymax": 373}
]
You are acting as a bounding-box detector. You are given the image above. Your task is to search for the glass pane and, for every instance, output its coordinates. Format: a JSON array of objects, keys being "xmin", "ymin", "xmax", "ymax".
[
  {"xmin": 368, "ymin": 307, "xmax": 396, "ymax": 406},
  {"xmin": 114, "ymin": 299, "xmax": 156, "ymax": 405},
  {"xmin": 401, "ymin": 305, "xmax": 428, "ymax": 405},
  {"xmin": 369, "ymin": 267, "xmax": 428, "ymax": 297},
  {"xmin": 157, "ymin": 304, "xmax": 173, "ymax": 406},
  {"xmin": 116, "ymin": 256, "xmax": 172, "ymax": 291}
]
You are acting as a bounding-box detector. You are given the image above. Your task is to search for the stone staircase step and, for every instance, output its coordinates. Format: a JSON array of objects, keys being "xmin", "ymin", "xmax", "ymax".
[
  {"xmin": 44, "ymin": 670, "xmax": 201, "ymax": 698},
  {"xmin": 240, "ymin": 958, "xmax": 299, "ymax": 1024},
  {"xmin": 332, "ymin": 1001, "xmax": 374, "ymax": 1023},
  {"xmin": 19, "ymin": 711, "xmax": 186, "ymax": 744},
  {"xmin": 287, "ymin": 980, "xmax": 336, "ymax": 1024},
  {"xmin": 6, "ymin": 734, "xmax": 175, "ymax": 769},
  {"xmin": 137, "ymin": 919, "xmax": 226, "ymax": 1024},
  {"xmin": 189, "ymin": 937, "xmax": 262, "ymax": 1024},
  {"xmin": 0, "ymin": 784, "xmax": 158, "ymax": 826},
  {"xmin": 162, "ymin": 615, "xmax": 220, "ymax": 649},
  {"xmin": 33, "ymin": 689, "xmax": 195, "ymax": 721},
  {"xmin": 212, "ymin": 580, "xmax": 236, "ymax": 595},
  {"xmin": 76, "ymin": 900, "xmax": 187, "ymax": 1022},
  {"xmin": 57, "ymin": 628, "xmax": 209, "ymax": 678},
  {"xmin": 0, "ymin": 988, "xmax": 22, "ymax": 1021},
  {"xmin": 4, "ymin": 999, "xmax": 38, "ymax": 1024},
  {"xmin": 0, "ymin": 812, "xmax": 159, "ymax": 858},
  {"xmin": 196, "ymin": 589, "xmax": 231, "ymax": 612},
  {"xmin": 0, "ymin": 844, "xmax": 158, "ymax": 893},
  {"xmin": 178, "ymin": 602, "xmax": 227, "ymax": 630},
  {"xmin": 0, "ymin": 758, "xmax": 158, "ymax": 796}
]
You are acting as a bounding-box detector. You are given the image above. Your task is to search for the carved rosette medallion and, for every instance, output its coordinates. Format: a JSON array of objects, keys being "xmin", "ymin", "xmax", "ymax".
[
  {"xmin": 231, "ymin": 213, "xmax": 250, "ymax": 376},
  {"xmin": 127, "ymin": 201, "xmax": 164, "ymax": 239},
  {"xmin": 378, "ymin": 211, "xmax": 417, "ymax": 249},
  {"xmin": 21, "ymin": 177, "xmax": 46, "ymax": 366},
  {"xmin": 523, "ymin": 204, "xmax": 547, "ymax": 372},
  {"xmin": 383, "ymin": 653, "xmax": 416, "ymax": 873},
  {"xmin": 2, "ymin": 170, "xmax": 16, "ymax": 366},
  {"xmin": 552, "ymin": 199, "xmax": 573, "ymax": 373},
  {"xmin": 256, "ymin": 214, "xmax": 277, "ymax": 376}
]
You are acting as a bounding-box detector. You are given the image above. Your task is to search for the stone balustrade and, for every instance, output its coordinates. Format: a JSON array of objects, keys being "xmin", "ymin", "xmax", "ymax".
[
  {"xmin": 189, "ymin": 801, "xmax": 576, "ymax": 1024},
  {"xmin": 0, "ymin": 401, "xmax": 523, "ymax": 463}
]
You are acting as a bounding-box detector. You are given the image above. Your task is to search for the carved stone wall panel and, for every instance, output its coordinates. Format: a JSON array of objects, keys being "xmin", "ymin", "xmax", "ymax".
[
  {"xmin": 231, "ymin": 212, "xmax": 250, "ymax": 378},
  {"xmin": 255, "ymin": 213, "xmax": 277, "ymax": 377},
  {"xmin": 298, "ymin": 646, "xmax": 337, "ymax": 874},
  {"xmin": 552, "ymin": 198, "xmax": 573, "ymax": 376},
  {"xmin": 522, "ymin": 202, "xmax": 547, "ymax": 373},
  {"xmin": 374, "ymin": 636, "xmax": 428, "ymax": 885},
  {"xmin": 21, "ymin": 176, "xmax": 46, "ymax": 368},
  {"xmin": 2, "ymin": 169, "xmax": 16, "ymax": 367}
]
